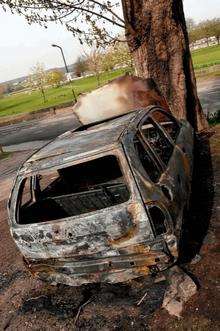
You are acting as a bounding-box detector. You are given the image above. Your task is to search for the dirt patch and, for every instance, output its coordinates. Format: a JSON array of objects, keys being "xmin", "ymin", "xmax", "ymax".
[{"xmin": 149, "ymin": 126, "xmax": 220, "ymax": 330}]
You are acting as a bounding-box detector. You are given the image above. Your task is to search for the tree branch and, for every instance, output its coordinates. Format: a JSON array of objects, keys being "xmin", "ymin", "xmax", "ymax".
[
  {"xmin": 89, "ymin": 0, "xmax": 125, "ymax": 24},
  {"xmin": 70, "ymin": 5, "xmax": 125, "ymax": 28}
]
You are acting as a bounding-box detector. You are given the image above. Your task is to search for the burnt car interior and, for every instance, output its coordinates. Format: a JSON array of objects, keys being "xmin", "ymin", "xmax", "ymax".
[
  {"xmin": 150, "ymin": 109, "xmax": 180, "ymax": 142},
  {"xmin": 134, "ymin": 134, "xmax": 162, "ymax": 183},
  {"xmin": 140, "ymin": 118, "xmax": 173, "ymax": 166},
  {"xmin": 18, "ymin": 155, "xmax": 130, "ymax": 224}
]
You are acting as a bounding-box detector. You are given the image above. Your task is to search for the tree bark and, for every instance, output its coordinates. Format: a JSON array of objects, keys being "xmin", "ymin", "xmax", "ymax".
[{"xmin": 121, "ymin": 0, "xmax": 208, "ymax": 131}]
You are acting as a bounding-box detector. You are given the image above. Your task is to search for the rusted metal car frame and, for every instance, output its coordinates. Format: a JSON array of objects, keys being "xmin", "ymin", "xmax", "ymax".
[{"xmin": 8, "ymin": 105, "xmax": 194, "ymax": 286}]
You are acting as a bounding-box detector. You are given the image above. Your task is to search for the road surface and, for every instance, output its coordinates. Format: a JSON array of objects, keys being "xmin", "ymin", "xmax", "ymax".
[
  {"xmin": 197, "ymin": 77, "xmax": 220, "ymax": 117},
  {"xmin": 0, "ymin": 113, "xmax": 78, "ymax": 147}
]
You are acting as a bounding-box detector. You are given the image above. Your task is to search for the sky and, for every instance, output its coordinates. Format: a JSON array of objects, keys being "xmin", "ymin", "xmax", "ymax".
[{"xmin": 0, "ymin": 0, "xmax": 220, "ymax": 83}]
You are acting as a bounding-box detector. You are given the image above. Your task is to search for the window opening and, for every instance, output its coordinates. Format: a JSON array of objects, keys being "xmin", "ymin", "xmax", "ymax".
[
  {"xmin": 18, "ymin": 155, "xmax": 130, "ymax": 224},
  {"xmin": 140, "ymin": 117, "xmax": 174, "ymax": 166},
  {"xmin": 134, "ymin": 135, "xmax": 161, "ymax": 183},
  {"xmin": 148, "ymin": 206, "xmax": 167, "ymax": 236},
  {"xmin": 150, "ymin": 109, "xmax": 179, "ymax": 142}
]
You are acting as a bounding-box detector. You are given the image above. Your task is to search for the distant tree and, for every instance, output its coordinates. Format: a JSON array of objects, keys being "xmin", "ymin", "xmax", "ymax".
[
  {"xmin": 74, "ymin": 56, "xmax": 88, "ymax": 77},
  {"xmin": 0, "ymin": 84, "xmax": 6, "ymax": 98},
  {"xmin": 209, "ymin": 18, "xmax": 220, "ymax": 44},
  {"xmin": 28, "ymin": 63, "xmax": 47, "ymax": 103},
  {"xmin": 100, "ymin": 49, "xmax": 115, "ymax": 72},
  {"xmin": 186, "ymin": 18, "xmax": 199, "ymax": 45},
  {"xmin": 100, "ymin": 41, "xmax": 133, "ymax": 73},
  {"xmin": 198, "ymin": 20, "xmax": 213, "ymax": 46},
  {"xmin": 86, "ymin": 49, "xmax": 103, "ymax": 86},
  {"xmin": 188, "ymin": 18, "xmax": 220, "ymax": 46},
  {"xmin": 186, "ymin": 18, "xmax": 195, "ymax": 31},
  {"xmin": 112, "ymin": 42, "xmax": 133, "ymax": 70},
  {"xmin": 47, "ymin": 70, "xmax": 64, "ymax": 87},
  {"xmin": 188, "ymin": 27, "xmax": 202, "ymax": 45}
]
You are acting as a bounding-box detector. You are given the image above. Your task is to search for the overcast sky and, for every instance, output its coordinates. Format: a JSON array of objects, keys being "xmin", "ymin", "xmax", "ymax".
[{"xmin": 0, "ymin": 0, "xmax": 219, "ymax": 83}]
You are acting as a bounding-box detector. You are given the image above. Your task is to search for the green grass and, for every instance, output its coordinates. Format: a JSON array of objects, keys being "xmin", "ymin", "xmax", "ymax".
[
  {"xmin": 208, "ymin": 111, "xmax": 220, "ymax": 126},
  {"xmin": 0, "ymin": 151, "xmax": 11, "ymax": 160},
  {"xmin": 0, "ymin": 68, "xmax": 126, "ymax": 118},
  {"xmin": 192, "ymin": 45, "xmax": 220, "ymax": 69},
  {"xmin": 0, "ymin": 46, "xmax": 219, "ymax": 118},
  {"xmin": 195, "ymin": 69, "xmax": 220, "ymax": 80}
]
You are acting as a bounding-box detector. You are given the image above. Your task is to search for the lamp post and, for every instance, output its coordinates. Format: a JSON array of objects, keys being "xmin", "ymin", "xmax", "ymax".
[{"xmin": 51, "ymin": 44, "xmax": 77, "ymax": 102}]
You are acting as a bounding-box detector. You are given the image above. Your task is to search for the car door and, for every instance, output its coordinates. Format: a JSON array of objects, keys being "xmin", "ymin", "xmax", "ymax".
[
  {"xmin": 139, "ymin": 108, "xmax": 191, "ymax": 226},
  {"xmin": 122, "ymin": 128, "xmax": 174, "ymax": 237}
]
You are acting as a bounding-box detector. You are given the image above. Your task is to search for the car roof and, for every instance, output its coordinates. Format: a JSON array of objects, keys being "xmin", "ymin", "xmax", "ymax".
[
  {"xmin": 19, "ymin": 105, "xmax": 177, "ymax": 175},
  {"xmin": 19, "ymin": 109, "xmax": 151, "ymax": 175},
  {"xmin": 29, "ymin": 112, "xmax": 137, "ymax": 161}
]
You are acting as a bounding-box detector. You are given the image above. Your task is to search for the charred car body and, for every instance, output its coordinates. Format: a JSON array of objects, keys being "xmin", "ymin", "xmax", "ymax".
[{"xmin": 8, "ymin": 105, "xmax": 193, "ymax": 286}]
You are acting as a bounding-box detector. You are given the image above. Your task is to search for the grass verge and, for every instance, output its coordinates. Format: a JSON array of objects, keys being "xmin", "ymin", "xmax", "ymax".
[
  {"xmin": 208, "ymin": 113, "xmax": 220, "ymax": 126},
  {"xmin": 192, "ymin": 45, "xmax": 220, "ymax": 69},
  {"xmin": 0, "ymin": 152, "xmax": 11, "ymax": 161}
]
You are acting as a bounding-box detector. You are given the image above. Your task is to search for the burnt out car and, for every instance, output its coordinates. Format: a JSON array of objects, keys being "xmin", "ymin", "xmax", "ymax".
[{"xmin": 8, "ymin": 106, "xmax": 193, "ymax": 286}]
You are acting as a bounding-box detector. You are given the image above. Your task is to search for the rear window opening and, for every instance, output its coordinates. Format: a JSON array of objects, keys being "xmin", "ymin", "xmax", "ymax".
[{"xmin": 17, "ymin": 155, "xmax": 130, "ymax": 225}]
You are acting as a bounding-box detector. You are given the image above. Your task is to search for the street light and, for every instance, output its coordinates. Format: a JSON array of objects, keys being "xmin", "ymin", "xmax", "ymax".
[{"xmin": 51, "ymin": 44, "xmax": 77, "ymax": 102}]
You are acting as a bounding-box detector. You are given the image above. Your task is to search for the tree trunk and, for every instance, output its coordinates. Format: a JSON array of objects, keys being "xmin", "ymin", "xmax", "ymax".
[
  {"xmin": 121, "ymin": 0, "xmax": 208, "ymax": 131},
  {"xmin": 96, "ymin": 73, "xmax": 101, "ymax": 87},
  {"xmin": 206, "ymin": 37, "xmax": 209, "ymax": 47},
  {"xmin": 41, "ymin": 87, "xmax": 46, "ymax": 103}
]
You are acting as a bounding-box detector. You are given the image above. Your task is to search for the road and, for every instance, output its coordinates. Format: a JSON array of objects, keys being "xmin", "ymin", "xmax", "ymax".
[
  {"xmin": 0, "ymin": 77, "xmax": 219, "ymax": 148},
  {"xmin": 0, "ymin": 113, "xmax": 79, "ymax": 147},
  {"xmin": 197, "ymin": 77, "xmax": 220, "ymax": 117}
]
